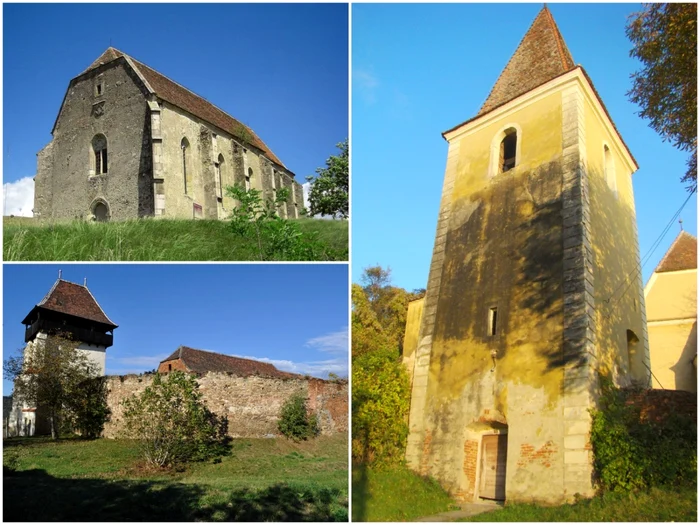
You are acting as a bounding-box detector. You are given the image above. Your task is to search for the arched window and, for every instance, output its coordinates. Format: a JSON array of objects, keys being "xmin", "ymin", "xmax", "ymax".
[
  {"xmin": 91, "ymin": 199, "xmax": 110, "ymax": 222},
  {"xmin": 489, "ymin": 125, "xmax": 522, "ymax": 178},
  {"xmin": 91, "ymin": 134, "xmax": 108, "ymax": 175},
  {"xmin": 215, "ymin": 154, "xmax": 225, "ymax": 199},
  {"xmin": 181, "ymin": 138, "xmax": 190, "ymax": 195},
  {"xmin": 604, "ymin": 144, "xmax": 617, "ymax": 195},
  {"xmin": 246, "ymin": 167, "xmax": 253, "ymax": 191}
]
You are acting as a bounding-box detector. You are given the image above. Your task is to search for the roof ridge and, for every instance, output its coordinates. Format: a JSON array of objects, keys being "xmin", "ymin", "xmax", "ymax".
[
  {"xmin": 543, "ymin": 6, "xmax": 573, "ymax": 71},
  {"xmin": 81, "ymin": 282, "xmax": 118, "ymax": 327},
  {"xmin": 37, "ymin": 278, "xmax": 62, "ymax": 307}
]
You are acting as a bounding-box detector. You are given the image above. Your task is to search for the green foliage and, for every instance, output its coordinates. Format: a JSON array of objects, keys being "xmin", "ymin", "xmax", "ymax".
[
  {"xmin": 227, "ymin": 184, "xmax": 329, "ymax": 261},
  {"xmin": 3, "ymin": 216, "xmax": 347, "ymax": 262},
  {"xmin": 590, "ymin": 378, "xmax": 696, "ymax": 492},
  {"xmin": 278, "ymin": 392, "xmax": 319, "ymax": 441},
  {"xmin": 627, "ymin": 3, "xmax": 697, "ymax": 190},
  {"xmin": 352, "ymin": 347, "xmax": 411, "ymax": 467},
  {"xmin": 63, "ymin": 376, "xmax": 111, "ymax": 439},
  {"xmin": 3, "ymin": 334, "xmax": 100, "ymax": 440},
  {"xmin": 121, "ymin": 371, "xmax": 228, "ymax": 467},
  {"xmin": 306, "ymin": 140, "xmax": 348, "ymax": 219}
]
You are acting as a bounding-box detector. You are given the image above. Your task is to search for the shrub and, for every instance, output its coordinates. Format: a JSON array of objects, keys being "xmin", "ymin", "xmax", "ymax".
[
  {"xmin": 352, "ymin": 347, "xmax": 410, "ymax": 467},
  {"xmin": 121, "ymin": 371, "xmax": 228, "ymax": 467},
  {"xmin": 278, "ymin": 392, "xmax": 319, "ymax": 441},
  {"xmin": 590, "ymin": 377, "xmax": 696, "ymax": 492}
]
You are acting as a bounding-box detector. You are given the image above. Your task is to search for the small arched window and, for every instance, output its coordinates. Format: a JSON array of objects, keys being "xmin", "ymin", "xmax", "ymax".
[
  {"xmin": 215, "ymin": 154, "xmax": 225, "ymax": 199},
  {"xmin": 489, "ymin": 125, "xmax": 521, "ymax": 179},
  {"xmin": 92, "ymin": 134, "xmax": 108, "ymax": 175},
  {"xmin": 500, "ymin": 129, "xmax": 517, "ymax": 173},
  {"xmin": 181, "ymin": 138, "xmax": 190, "ymax": 195},
  {"xmin": 246, "ymin": 167, "xmax": 253, "ymax": 191},
  {"xmin": 604, "ymin": 144, "xmax": 617, "ymax": 196}
]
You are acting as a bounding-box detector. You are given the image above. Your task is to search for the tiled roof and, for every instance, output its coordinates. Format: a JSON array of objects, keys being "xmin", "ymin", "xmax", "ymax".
[
  {"xmin": 655, "ymin": 231, "xmax": 697, "ymax": 273},
  {"xmin": 478, "ymin": 6, "xmax": 576, "ymax": 117},
  {"xmin": 25, "ymin": 279, "xmax": 117, "ymax": 328},
  {"xmin": 80, "ymin": 47, "xmax": 287, "ymax": 169},
  {"xmin": 162, "ymin": 346, "xmax": 302, "ymax": 379}
]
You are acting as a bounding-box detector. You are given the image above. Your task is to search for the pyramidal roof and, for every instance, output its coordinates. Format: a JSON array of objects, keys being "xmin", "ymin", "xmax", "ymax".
[
  {"xmin": 477, "ymin": 6, "xmax": 576, "ymax": 117},
  {"xmin": 655, "ymin": 231, "xmax": 697, "ymax": 273},
  {"xmin": 69, "ymin": 47, "xmax": 287, "ymax": 170},
  {"xmin": 22, "ymin": 279, "xmax": 117, "ymax": 328}
]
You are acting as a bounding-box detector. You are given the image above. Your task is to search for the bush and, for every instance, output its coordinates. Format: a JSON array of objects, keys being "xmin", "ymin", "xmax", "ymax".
[
  {"xmin": 352, "ymin": 347, "xmax": 410, "ymax": 467},
  {"xmin": 121, "ymin": 371, "xmax": 228, "ymax": 467},
  {"xmin": 278, "ymin": 392, "xmax": 319, "ymax": 441},
  {"xmin": 590, "ymin": 377, "xmax": 697, "ymax": 492}
]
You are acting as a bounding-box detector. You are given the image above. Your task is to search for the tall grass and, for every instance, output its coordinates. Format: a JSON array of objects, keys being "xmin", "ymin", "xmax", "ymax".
[{"xmin": 3, "ymin": 217, "xmax": 347, "ymax": 261}]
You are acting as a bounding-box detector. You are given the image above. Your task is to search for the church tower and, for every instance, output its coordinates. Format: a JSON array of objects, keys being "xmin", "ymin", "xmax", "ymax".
[
  {"xmin": 404, "ymin": 6, "xmax": 648, "ymax": 504},
  {"xmin": 10, "ymin": 275, "xmax": 117, "ymax": 436}
]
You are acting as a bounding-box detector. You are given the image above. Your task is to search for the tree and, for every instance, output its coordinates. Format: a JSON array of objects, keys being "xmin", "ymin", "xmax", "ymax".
[
  {"xmin": 627, "ymin": 3, "xmax": 697, "ymax": 190},
  {"xmin": 3, "ymin": 333, "xmax": 100, "ymax": 440},
  {"xmin": 121, "ymin": 371, "xmax": 228, "ymax": 468},
  {"xmin": 306, "ymin": 140, "xmax": 349, "ymax": 219},
  {"xmin": 64, "ymin": 376, "xmax": 111, "ymax": 439},
  {"xmin": 277, "ymin": 392, "xmax": 319, "ymax": 441}
]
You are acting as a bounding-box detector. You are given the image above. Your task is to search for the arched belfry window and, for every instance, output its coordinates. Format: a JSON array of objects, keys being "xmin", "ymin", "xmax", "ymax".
[
  {"xmin": 604, "ymin": 144, "xmax": 617, "ymax": 196},
  {"xmin": 489, "ymin": 124, "xmax": 522, "ymax": 179},
  {"xmin": 246, "ymin": 167, "xmax": 253, "ymax": 191},
  {"xmin": 181, "ymin": 138, "xmax": 191, "ymax": 195},
  {"xmin": 215, "ymin": 153, "xmax": 225, "ymax": 199},
  {"xmin": 91, "ymin": 134, "xmax": 108, "ymax": 175}
]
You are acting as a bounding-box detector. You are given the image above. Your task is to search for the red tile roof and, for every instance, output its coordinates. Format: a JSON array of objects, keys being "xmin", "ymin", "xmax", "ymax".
[
  {"xmin": 161, "ymin": 346, "xmax": 302, "ymax": 379},
  {"xmin": 80, "ymin": 47, "xmax": 287, "ymax": 170},
  {"xmin": 478, "ymin": 6, "xmax": 576, "ymax": 117},
  {"xmin": 23, "ymin": 279, "xmax": 117, "ymax": 328},
  {"xmin": 655, "ymin": 231, "xmax": 697, "ymax": 273}
]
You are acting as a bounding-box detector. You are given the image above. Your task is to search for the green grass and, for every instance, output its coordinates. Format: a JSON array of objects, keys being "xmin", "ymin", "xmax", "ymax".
[
  {"xmin": 3, "ymin": 434, "xmax": 348, "ymax": 521},
  {"xmin": 461, "ymin": 485, "xmax": 697, "ymax": 522},
  {"xmin": 352, "ymin": 463, "xmax": 455, "ymax": 521},
  {"xmin": 3, "ymin": 217, "xmax": 348, "ymax": 261}
]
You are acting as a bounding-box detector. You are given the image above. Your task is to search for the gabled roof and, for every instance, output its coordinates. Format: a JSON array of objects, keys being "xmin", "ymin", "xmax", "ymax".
[
  {"xmin": 161, "ymin": 346, "xmax": 302, "ymax": 379},
  {"xmin": 22, "ymin": 279, "xmax": 118, "ymax": 328},
  {"xmin": 655, "ymin": 231, "xmax": 697, "ymax": 273},
  {"xmin": 63, "ymin": 47, "xmax": 287, "ymax": 170},
  {"xmin": 478, "ymin": 6, "xmax": 576, "ymax": 117}
]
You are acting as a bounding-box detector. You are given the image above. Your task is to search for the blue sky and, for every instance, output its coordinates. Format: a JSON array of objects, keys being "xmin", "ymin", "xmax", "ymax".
[
  {"xmin": 3, "ymin": 264, "xmax": 349, "ymax": 395},
  {"xmin": 2, "ymin": 3, "xmax": 348, "ymax": 215},
  {"xmin": 352, "ymin": 3, "xmax": 697, "ymax": 290}
]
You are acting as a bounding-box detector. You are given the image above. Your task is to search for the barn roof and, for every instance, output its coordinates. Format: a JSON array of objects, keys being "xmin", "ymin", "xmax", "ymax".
[
  {"xmin": 22, "ymin": 279, "xmax": 117, "ymax": 328},
  {"xmin": 161, "ymin": 346, "xmax": 302, "ymax": 379},
  {"xmin": 655, "ymin": 231, "xmax": 697, "ymax": 273},
  {"xmin": 62, "ymin": 47, "xmax": 287, "ymax": 170}
]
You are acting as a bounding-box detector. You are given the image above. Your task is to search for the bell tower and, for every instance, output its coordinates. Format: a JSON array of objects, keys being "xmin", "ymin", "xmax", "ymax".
[
  {"xmin": 405, "ymin": 6, "xmax": 648, "ymax": 504},
  {"xmin": 10, "ymin": 275, "xmax": 117, "ymax": 436}
]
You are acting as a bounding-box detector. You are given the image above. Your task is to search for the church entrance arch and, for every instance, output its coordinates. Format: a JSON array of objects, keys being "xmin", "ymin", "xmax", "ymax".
[{"xmin": 91, "ymin": 200, "xmax": 110, "ymax": 222}]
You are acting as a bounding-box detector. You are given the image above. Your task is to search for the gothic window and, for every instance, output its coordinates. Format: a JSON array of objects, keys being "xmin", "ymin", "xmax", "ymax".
[
  {"xmin": 246, "ymin": 167, "xmax": 253, "ymax": 191},
  {"xmin": 489, "ymin": 125, "xmax": 521, "ymax": 178},
  {"xmin": 91, "ymin": 134, "xmax": 108, "ymax": 175},
  {"xmin": 181, "ymin": 138, "xmax": 190, "ymax": 195},
  {"xmin": 500, "ymin": 129, "xmax": 517, "ymax": 173},
  {"xmin": 604, "ymin": 144, "xmax": 617, "ymax": 196},
  {"xmin": 215, "ymin": 154, "xmax": 225, "ymax": 200}
]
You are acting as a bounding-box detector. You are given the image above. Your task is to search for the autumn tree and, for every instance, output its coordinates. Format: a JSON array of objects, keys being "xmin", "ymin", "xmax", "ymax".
[
  {"xmin": 627, "ymin": 3, "xmax": 697, "ymax": 190},
  {"xmin": 3, "ymin": 334, "xmax": 102, "ymax": 440},
  {"xmin": 306, "ymin": 140, "xmax": 348, "ymax": 219}
]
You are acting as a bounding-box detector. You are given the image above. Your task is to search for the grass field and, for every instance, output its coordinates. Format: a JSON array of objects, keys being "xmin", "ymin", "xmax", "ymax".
[
  {"xmin": 3, "ymin": 434, "xmax": 348, "ymax": 521},
  {"xmin": 352, "ymin": 463, "xmax": 455, "ymax": 521},
  {"xmin": 3, "ymin": 216, "xmax": 348, "ymax": 261}
]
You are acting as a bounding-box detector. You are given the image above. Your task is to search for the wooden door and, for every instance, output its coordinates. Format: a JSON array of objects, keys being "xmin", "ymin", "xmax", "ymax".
[{"xmin": 479, "ymin": 434, "xmax": 507, "ymax": 501}]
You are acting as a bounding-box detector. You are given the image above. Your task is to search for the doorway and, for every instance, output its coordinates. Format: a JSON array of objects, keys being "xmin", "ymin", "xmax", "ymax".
[
  {"xmin": 479, "ymin": 434, "xmax": 507, "ymax": 501},
  {"xmin": 93, "ymin": 201, "xmax": 109, "ymax": 222}
]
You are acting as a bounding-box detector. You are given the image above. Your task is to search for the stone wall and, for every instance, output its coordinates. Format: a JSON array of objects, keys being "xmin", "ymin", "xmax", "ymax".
[{"xmin": 102, "ymin": 373, "xmax": 347, "ymax": 439}]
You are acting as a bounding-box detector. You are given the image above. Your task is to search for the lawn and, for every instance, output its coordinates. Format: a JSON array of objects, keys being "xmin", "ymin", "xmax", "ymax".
[
  {"xmin": 3, "ymin": 434, "xmax": 348, "ymax": 521},
  {"xmin": 3, "ymin": 216, "xmax": 348, "ymax": 261},
  {"xmin": 352, "ymin": 463, "xmax": 455, "ymax": 521}
]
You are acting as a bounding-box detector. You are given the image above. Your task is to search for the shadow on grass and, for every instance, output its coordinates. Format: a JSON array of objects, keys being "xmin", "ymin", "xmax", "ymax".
[{"xmin": 3, "ymin": 468, "xmax": 347, "ymax": 522}]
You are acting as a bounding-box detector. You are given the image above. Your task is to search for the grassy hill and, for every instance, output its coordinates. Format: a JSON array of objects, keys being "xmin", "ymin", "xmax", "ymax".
[
  {"xmin": 3, "ymin": 434, "xmax": 348, "ymax": 521},
  {"xmin": 3, "ymin": 216, "xmax": 347, "ymax": 261}
]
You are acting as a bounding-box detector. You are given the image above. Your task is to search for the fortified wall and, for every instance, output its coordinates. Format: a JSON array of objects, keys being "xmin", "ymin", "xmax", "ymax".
[{"xmin": 102, "ymin": 373, "xmax": 348, "ymax": 439}]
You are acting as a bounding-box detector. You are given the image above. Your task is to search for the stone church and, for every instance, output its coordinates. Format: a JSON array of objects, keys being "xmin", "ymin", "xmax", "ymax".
[
  {"xmin": 35, "ymin": 47, "xmax": 304, "ymax": 221},
  {"xmin": 402, "ymin": 7, "xmax": 648, "ymax": 504}
]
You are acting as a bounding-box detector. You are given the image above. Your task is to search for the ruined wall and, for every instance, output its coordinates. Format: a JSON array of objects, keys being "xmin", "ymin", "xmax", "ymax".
[
  {"xmin": 36, "ymin": 61, "xmax": 150, "ymax": 221},
  {"xmin": 102, "ymin": 373, "xmax": 347, "ymax": 439}
]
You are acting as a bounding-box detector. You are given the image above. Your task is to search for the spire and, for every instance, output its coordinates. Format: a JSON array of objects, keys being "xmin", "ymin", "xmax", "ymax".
[{"xmin": 477, "ymin": 6, "xmax": 576, "ymax": 116}]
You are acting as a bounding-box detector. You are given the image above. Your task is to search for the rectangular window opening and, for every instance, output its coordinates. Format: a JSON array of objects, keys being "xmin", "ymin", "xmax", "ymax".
[
  {"xmin": 102, "ymin": 149, "xmax": 108, "ymax": 174},
  {"xmin": 488, "ymin": 307, "xmax": 498, "ymax": 336}
]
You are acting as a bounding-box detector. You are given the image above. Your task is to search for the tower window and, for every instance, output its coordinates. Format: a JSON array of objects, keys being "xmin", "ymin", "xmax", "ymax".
[
  {"xmin": 500, "ymin": 130, "xmax": 517, "ymax": 173},
  {"xmin": 488, "ymin": 307, "xmax": 498, "ymax": 336},
  {"xmin": 604, "ymin": 144, "xmax": 617, "ymax": 196},
  {"xmin": 246, "ymin": 168, "xmax": 253, "ymax": 191},
  {"xmin": 181, "ymin": 138, "xmax": 190, "ymax": 195},
  {"xmin": 91, "ymin": 134, "xmax": 108, "ymax": 175}
]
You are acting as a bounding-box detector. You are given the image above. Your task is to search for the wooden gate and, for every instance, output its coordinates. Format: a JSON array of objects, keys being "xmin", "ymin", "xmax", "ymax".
[{"xmin": 479, "ymin": 434, "xmax": 507, "ymax": 500}]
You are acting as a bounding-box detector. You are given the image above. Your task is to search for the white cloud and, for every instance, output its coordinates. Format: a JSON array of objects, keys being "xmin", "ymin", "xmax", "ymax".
[
  {"xmin": 3, "ymin": 177, "xmax": 34, "ymax": 217},
  {"xmin": 233, "ymin": 354, "xmax": 348, "ymax": 379},
  {"xmin": 106, "ymin": 353, "xmax": 170, "ymax": 375},
  {"xmin": 354, "ymin": 69, "xmax": 379, "ymax": 104},
  {"xmin": 302, "ymin": 181, "xmax": 311, "ymax": 210},
  {"xmin": 305, "ymin": 327, "xmax": 348, "ymax": 355}
]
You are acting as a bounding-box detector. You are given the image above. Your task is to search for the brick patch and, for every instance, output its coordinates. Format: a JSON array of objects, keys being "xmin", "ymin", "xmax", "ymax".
[
  {"xmin": 462, "ymin": 439, "xmax": 479, "ymax": 498},
  {"xmin": 420, "ymin": 430, "xmax": 433, "ymax": 476},
  {"xmin": 517, "ymin": 440, "xmax": 557, "ymax": 468}
]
